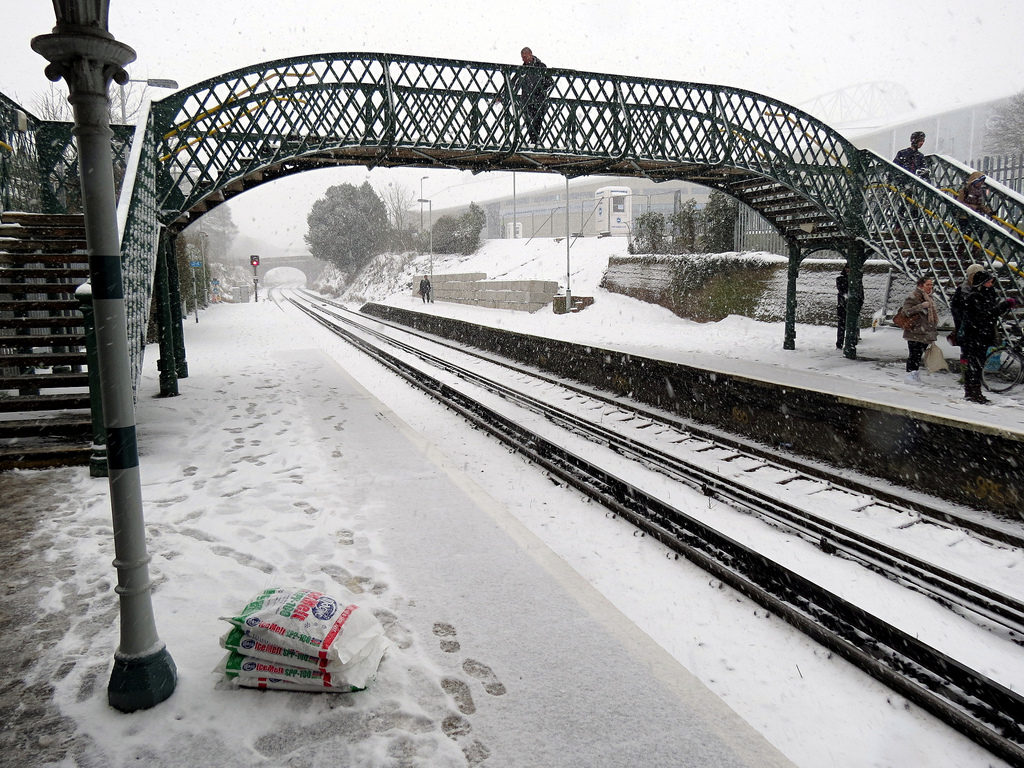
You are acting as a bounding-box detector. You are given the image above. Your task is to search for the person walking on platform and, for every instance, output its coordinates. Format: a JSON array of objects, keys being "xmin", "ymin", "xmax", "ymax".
[
  {"xmin": 959, "ymin": 271, "xmax": 1017, "ymax": 404},
  {"xmin": 835, "ymin": 265, "xmax": 849, "ymax": 349},
  {"xmin": 949, "ymin": 262, "xmax": 984, "ymax": 347},
  {"xmin": 901, "ymin": 276, "xmax": 938, "ymax": 385},
  {"xmin": 495, "ymin": 47, "xmax": 554, "ymax": 145},
  {"xmin": 419, "ymin": 276, "xmax": 432, "ymax": 303},
  {"xmin": 893, "ymin": 131, "xmax": 929, "ymax": 222}
]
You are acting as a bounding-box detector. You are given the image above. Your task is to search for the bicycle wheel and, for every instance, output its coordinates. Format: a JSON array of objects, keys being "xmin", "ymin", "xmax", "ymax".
[{"xmin": 982, "ymin": 346, "xmax": 1024, "ymax": 393}]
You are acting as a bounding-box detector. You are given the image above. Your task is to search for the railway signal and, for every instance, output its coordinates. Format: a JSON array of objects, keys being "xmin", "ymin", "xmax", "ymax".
[{"xmin": 250, "ymin": 254, "xmax": 260, "ymax": 302}]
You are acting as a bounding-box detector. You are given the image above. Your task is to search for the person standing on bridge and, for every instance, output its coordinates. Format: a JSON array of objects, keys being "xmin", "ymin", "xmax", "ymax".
[
  {"xmin": 496, "ymin": 47, "xmax": 554, "ymax": 145},
  {"xmin": 900, "ymin": 275, "xmax": 938, "ymax": 385},
  {"xmin": 893, "ymin": 131, "xmax": 929, "ymax": 222},
  {"xmin": 894, "ymin": 131, "xmax": 930, "ymax": 180}
]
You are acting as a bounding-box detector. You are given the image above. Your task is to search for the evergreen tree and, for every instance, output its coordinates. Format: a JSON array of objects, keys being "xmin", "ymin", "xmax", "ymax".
[
  {"xmin": 629, "ymin": 211, "xmax": 666, "ymax": 254},
  {"xmin": 430, "ymin": 203, "xmax": 487, "ymax": 254},
  {"xmin": 700, "ymin": 191, "xmax": 738, "ymax": 252},
  {"xmin": 305, "ymin": 182, "xmax": 391, "ymax": 274},
  {"xmin": 668, "ymin": 198, "xmax": 698, "ymax": 253},
  {"xmin": 985, "ymin": 90, "xmax": 1024, "ymax": 156}
]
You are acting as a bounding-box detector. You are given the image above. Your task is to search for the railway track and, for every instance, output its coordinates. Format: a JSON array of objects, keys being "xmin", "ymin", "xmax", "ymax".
[{"xmin": 288, "ymin": 290, "xmax": 1024, "ymax": 766}]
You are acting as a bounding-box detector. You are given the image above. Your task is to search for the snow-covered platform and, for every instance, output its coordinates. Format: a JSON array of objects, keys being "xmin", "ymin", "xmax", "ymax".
[{"xmin": 2, "ymin": 300, "xmax": 796, "ymax": 767}]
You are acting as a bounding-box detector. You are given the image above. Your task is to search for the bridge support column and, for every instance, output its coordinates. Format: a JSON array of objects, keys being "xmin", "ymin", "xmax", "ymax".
[
  {"xmin": 154, "ymin": 241, "xmax": 179, "ymax": 397},
  {"xmin": 32, "ymin": 3, "xmax": 176, "ymax": 713},
  {"xmin": 783, "ymin": 237, "xmax": 801, "ymax": 350},
  {"xmin": 843, "ymin": 240, "xmax": 867, "ymax": 360},
  {"xmin": 164, "ymin": 230, "xmax": 189, "ymax": 378}
]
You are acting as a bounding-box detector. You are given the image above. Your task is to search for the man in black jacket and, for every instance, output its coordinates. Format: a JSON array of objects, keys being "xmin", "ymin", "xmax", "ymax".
[
  {"xmin": 960, "ymin": 271, "xmax": 1017, "ymax": 403},
  {"xmin": 513, "ymin": 47, "xmax": 553, "ymax": 144},
  {"xmin": 835, "ymin": 265, "xmax": 849, "ymax": 349},
  {"xmin": 894, "ymin": 131, "xmax": 929, "ymax": 178},
  {"xmin": 893, "ymin": 131, "xmax": 929, "ymax": 222}
]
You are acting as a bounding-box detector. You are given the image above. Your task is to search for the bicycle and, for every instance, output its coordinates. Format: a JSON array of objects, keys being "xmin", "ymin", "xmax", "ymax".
[{"xmin": 982, "ymin": 338, "xmax": 1024, "ymax": 393}]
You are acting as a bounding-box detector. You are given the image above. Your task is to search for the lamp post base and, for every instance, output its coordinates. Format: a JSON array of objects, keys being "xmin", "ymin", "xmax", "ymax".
[{"xmin": 108, "ymin": 646, "xmax": 177, "ymax": 712}]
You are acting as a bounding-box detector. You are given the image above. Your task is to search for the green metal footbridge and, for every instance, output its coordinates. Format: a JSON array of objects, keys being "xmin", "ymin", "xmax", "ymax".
[{"xmin": 4, "ymin": 52, "xmax": 1024, "ymax": 399}]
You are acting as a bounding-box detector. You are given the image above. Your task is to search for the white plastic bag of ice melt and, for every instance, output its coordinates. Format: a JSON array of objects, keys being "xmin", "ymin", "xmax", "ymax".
[
  {"xmin": 218, "ymin": 651, "xmax": 362, "ymax": 692},
  {"xmin": 220, "ymin": 626, "xmax": 325, "ymax": 671},
  {"xmin": 217, "ymin": 635, "xmax": 389, "ymax": 692},
  {"xmin": 219, "ymin": 625, "xmax": 390, "ymax": 678},
  {"xmin": 221, "ymin": 587, "xmax": 386, "ymax": 666}
]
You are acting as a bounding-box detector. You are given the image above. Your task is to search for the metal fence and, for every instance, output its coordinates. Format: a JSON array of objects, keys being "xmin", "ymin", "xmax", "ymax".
[
  {"xmin": 0, "ymin": 92, "xmax": 134, "ymax": 215},
  {"xmin": 971, "ymin": 154, "xmax": 1023, "ymax": 194}
]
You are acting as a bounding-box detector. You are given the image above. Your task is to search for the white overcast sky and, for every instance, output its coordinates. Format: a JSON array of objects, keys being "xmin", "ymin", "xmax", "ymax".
[{"xmin": 3, "ymin": 0, "xmax": 1022, "ymax": 252}]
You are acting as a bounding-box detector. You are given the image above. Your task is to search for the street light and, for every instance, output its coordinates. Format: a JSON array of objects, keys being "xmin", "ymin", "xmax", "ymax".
[
  {"xmin": 119, "ymin": 77, "xmax": 178, "ymax": 123},
  {"xmin": 419, "ymin": 176, "xmax": 429, "ymax": 235},
  {"xmin": 512, "ymin": 171, "xmax": 517, "ymax": 239},
  {"xmin": 417, "ymin": 197, "xmax": 432, "ymax": 279}
]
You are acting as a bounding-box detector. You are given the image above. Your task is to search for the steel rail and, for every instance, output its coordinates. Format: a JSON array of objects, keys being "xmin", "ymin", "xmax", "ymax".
[
  {"xmin": 288, "ymin": 293, "xmax": 1024, "ymax": 766},
  {"xmin": 303, "ymin": 294, "xmax": 1024, "ymax": 638},
  {"xmin": 304, "ymin": 289, "xmax": 1024, "ymax": 550}
]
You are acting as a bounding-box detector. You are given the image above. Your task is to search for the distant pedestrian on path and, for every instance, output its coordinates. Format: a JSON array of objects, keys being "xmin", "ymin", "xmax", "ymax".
[
  {"xmin": 901, "ymin": 276, "xmax": 938, "ymax": 385},
  {"xmin": 959, "ymin": 270, "xmax": 1016, "ymax": 404},
  {"xmin": 419, "ymin": 276, "xmax": 432, "ymax": 303},
  {"xmin": 495, "ymin": 47, "xmax": 554, "ymax": 145},
  {"xmin": 835, "ymin": 265, "xmax": 849, "ymax": 349}
]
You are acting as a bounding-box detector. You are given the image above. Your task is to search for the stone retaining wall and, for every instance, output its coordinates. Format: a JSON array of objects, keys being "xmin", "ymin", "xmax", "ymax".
[
  {"xmin": 601, "ymin": 254, "xmax": 922, "ymax": 325},
  {"xmin": 413, "ymin": 272, "xmax": 558, "ymax": 312}
]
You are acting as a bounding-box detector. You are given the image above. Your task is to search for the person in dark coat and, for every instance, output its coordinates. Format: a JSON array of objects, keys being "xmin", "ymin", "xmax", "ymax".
[
  {"xmin": 893, "ymin": 131, "xmax": 929, "ymax": 179},
  {"xmin": 949, "ymin": 263, "xmax": 984, "ymax": 346},
  {"xmin": 509, "ymin": 47, "xmax": 554, "ymax": 144},
  {"xmin": 418, "ymin": 276, "xmax": 432, "ymax": 303},
  {"xmin": 835, "ymin": 265, "xmax": 849, "ymax": 349},
  {"xmin": 901, "ymin": 275, "xmax": 938, "ymax": 385},
  {"xmin": 959, "ymin": 271, "xmax": 1017, "ymax": 403},
  {"xmin": 893, "ymin": 131, "xmax": 929, "ymax": 222}
]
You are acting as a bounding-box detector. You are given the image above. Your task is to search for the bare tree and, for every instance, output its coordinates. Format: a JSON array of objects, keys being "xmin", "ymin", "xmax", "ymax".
[
  {"xmin": 31, "ymin": 82, "xmax": 72, "ymax": 121},
  {"xmin": 986, "ymin": 90, "xmax": 1024, "ymax": 157},
  {"xmin": 380, "ymin": 181, "xmax": 416, "ymax": 232},
  {"xmin": 31, "ymin": 80, "xmax": 145, "ymax": 124}
]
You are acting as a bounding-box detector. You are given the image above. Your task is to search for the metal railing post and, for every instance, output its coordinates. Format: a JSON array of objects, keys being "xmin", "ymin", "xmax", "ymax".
[{"xmin": 75, "ymin": 282, "xmax": 107, "ymax": 477}]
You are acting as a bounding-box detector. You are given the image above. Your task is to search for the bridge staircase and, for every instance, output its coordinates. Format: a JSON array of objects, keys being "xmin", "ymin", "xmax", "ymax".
[
  {"xmin": 856, "ymin": 151, "xmax": 1024, "ymax": 333},
  {"xmin": 0, "ymin": 212, "xmax": 93, "ymax": 470}
]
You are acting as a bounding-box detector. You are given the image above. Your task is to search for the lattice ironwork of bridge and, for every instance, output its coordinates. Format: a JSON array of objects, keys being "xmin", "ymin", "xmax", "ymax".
[{"xmin": 5, "ymin": 52, "xmax": 1024, "ymax": 395}]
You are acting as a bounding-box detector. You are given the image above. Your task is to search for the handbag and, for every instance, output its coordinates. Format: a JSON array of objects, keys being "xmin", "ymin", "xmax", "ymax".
[
  {"xmin": 893, "ymin": 309, "xmax": 911, "ymax": 330},
  {"xmin": 924, "ymin": 342, "xmax": 948, "ymax": 372}
]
